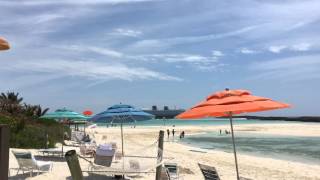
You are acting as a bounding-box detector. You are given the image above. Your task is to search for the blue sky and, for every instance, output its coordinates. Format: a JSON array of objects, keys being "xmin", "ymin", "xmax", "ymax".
[{"xmin": 1, "ymin": 0, "xmax": 320, "ymax": 116}]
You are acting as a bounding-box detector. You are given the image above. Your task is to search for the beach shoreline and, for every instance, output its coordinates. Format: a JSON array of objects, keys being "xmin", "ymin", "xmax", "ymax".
[{"xmin": 8, "ymin": 122, "xmax": 320, "ymax": 180}]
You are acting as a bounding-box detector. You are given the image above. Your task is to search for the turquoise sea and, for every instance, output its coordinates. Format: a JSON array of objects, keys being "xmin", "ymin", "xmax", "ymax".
[
  {"xmin": 95, "ymin": 118, "xmax": 295, "ymax": 127},
  {"xmin": 180, "ymin": 131, "xmax": 320, "ymax": 165},
  {"xmin": 96, "ymin": 119, "xmax": 320, "ymax": 164}
]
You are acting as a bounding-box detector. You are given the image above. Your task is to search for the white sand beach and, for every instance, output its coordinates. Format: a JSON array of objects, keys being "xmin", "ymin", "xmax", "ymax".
[{"xmin": 8, "ymin": 122, "xmax": 320, "ymax": 180}]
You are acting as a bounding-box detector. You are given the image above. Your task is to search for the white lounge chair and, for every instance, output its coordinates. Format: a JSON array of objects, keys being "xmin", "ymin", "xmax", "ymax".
[
  {"xmin": 94, "ymin": 144, "xmax": 116, "ymax": 167},
  {"xmin": 164, "ymin": 163, "xmax": 179, "ymax": 180},
  {"xmin": 12, "ymin": 150, "xmax": 53, "ymax": 177},
  {"xmin": 198, "ymin": 163, "xmax": 220, "ymax": 180},
  {"xmin": 80, "ymin": 143, "xmax": 96, "ymax": 157}
]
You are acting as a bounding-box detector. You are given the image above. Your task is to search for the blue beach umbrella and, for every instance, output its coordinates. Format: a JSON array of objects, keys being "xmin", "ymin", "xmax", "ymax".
[
  {"xmin": 89, "ymin": 104, "xmax": 154, "ymax": 163},
  {"xmin": 90, "ymin": 104, "xmax": 154, "ymax": 123}
]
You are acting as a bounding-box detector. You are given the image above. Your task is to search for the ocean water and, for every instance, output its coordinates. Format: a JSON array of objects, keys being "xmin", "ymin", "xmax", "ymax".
[
  {"xmin": 181, "ymin": 132, "xmax": 320, "ymax": 164},
  {"xmin": 94, "ymin": 119, "xmax": 320, "ymax": 164},
  {"xmin": 95, "ymin": 118, "xmax": 295, "ymax": 127}
]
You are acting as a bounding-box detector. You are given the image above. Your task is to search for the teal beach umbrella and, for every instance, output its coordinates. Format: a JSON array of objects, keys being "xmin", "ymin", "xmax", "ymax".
[
  {"xmin": 41, "ymin": 108, "xmax": 88, "ymax": 120},
  {"xmin": 40, "ymin": 108, "xmax": 88, "ymax": 153}
]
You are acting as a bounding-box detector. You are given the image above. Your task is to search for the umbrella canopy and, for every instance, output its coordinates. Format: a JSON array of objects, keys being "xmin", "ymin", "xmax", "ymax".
[
  {"xmin": 89, "ymin": 104, "xmax": 154, "ymax": 175},
  {"xmin": 40, "ymin": 108, "xmax": 88, "ymax": 155},
  {"xmin": 41, "ymin": 108, "xmax": 88, "ymax": 120},
  {"xmin": 176, "ymin": 89, "xmax": 290, "ymax": 180},
  {"xmin": 90, "ymin": 104, "xmax": 154, "ymax": 123},
  {"xmin": 83, "ymin": 110, "xmax": 93, "ymax": 116},
  {"xmin": 0, "ymin": 37, "xmax": 10, "ymax": 50},
  {"xmin": 177, "ymin": 89, "xmax": 290, "ymax": 119}
]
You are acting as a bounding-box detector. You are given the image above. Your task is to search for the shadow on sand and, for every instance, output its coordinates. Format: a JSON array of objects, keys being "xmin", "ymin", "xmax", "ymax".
[
  {"xmin": 34, "ymin": 155, "xmax": 66, "ymax": 162},
  {"xmin": 9, "ymin": 171, "xmax": 45, "ymax": 179},
  {"xmin": 67, "ymin": 174, "xmax": 131, "ymax": 180}
]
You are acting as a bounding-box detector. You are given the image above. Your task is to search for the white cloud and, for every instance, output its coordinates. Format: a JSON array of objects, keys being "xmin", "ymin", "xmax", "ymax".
[
  {"xmin": 195, "ymin": 63, "xmax": 227, "ymax": 72},
  {"xmin": 268, "ymin": 45, "xmax": 287, "ymax": 53},
  {"xmin": 212, "ymin": 50, "xmax": 224, "ymax": 57},
  {"xmin": 129, "ymin": 53, "xmax": 223, "ymax": 72},
  {"xmin": 132, "ymin": 53, "xmax": 218, "ymax": 64},
  {"xmin": 249, "ymin": 54, "xmax": 320, "ymax": 81},
  {"xmin": 240, "ymin": 48, "xmax": 257, "ymax": 54},
  {"xmin": 286, "ymin": 20, "xmax": 317, "ymax": 31},
  {"xmin": 110, "ymin": 28, "xmax": 142, "ymax": 37},
  {"xmin": 64, "ymin": 45, "xmax": 123, "ymax": 58},
  {"xmin": 267, "ymin": 43, "xmax": 312, "ymax": 54},
  {"xmin": 87, "ymin": 47, "xmax": 123, "ymax": 58},
  {"xmin": 0, "ymin": 59, "xmax": 182, "ymax": 83},
  {"xmin": 291, "ymin": 43, "xmax": 311, "ymax": 51},
  {"xmin": 130, "ymin": 25, "xmax": 260, "ymax": 50},
  {"xmin": 34, "ymin": 14, "xmax": 65, "ymax": 24},
  {"xmin": 0, "ymin": 0, "xmax": 161, "ymax": 6}
]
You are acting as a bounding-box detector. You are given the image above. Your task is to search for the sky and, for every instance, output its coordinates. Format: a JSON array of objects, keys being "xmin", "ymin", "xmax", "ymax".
[{"xmin": 0, "ymin": 0, "xmax": 320, "ymax": 116}]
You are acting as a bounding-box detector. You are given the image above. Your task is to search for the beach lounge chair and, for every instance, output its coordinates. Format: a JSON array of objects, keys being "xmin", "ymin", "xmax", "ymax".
[
  {"xmin": 198, "ymin": 163, "xmax": 220, "ymax": 180},
  {"xmin": 71, "ymin": 131, "xmax": 85, "ymax": 142},
  {"xmin": 12, "ymin": 150, "xmax": 53, "ymax": 177},
  {"xmin": 164, "ymin": 163, "xmax": 179, "ymax": 180},
  {"xmin": 110, "ymin": 142, "xmax": 117, "ymax": 149},
  {"xmin": 80, "ymin": 143, "xmax": 96, "ymax": 157},
  {"xmin": 160, "ymin": 166, "xmax": 171, "ymax": 180},
  {"xmin": 94, "ymin": 144, "xmax": 116, "ymax": 167}
]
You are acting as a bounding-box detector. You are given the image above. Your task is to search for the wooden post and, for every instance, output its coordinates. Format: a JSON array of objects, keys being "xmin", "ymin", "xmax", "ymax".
[
  {"xmin": 0, "ymin": 125, "xmax": 10, "ymax": 180},
  {"xmin": 155, "ymin": 130, "xmax": 164, "ymax": 180},
  {"xmin": 65, "ymin": 150, "xmax": 83, "ymax": 180}
]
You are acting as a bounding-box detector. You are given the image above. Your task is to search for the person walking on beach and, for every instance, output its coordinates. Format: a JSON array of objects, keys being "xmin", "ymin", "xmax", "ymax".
[{"xmin": 167, "ymin": 129, "xmax": 170, "ymax": 139}]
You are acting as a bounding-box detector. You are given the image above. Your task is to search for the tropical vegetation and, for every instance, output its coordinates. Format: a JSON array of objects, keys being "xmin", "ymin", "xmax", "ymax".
[{"xmin": 0, "ymin": 91, "xmax": 68, "ymax": 148}]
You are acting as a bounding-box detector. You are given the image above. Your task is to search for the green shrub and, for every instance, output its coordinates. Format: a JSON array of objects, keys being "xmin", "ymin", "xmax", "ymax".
[{"xmin": 0, "ymin": 115, "xmax": 70, "ymax": 149}]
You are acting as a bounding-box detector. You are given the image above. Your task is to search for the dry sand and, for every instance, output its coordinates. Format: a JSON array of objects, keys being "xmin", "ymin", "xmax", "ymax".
[{"xmin": 8, "ymin": 122, "xmax": 320, "ymax": 180}]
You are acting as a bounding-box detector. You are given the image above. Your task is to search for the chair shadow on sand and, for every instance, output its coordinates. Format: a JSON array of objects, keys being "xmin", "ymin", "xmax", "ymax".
[
  {"xmin": 66, "ymin": 174, "xmax": 131, "ymax": 180},
  {"xmin": 33, "ymin": 155, "xmax": 66, "ymax": 162},
  {"xmin": 8, "ymin": 171, "xmax": 45, "ymax": 179}
]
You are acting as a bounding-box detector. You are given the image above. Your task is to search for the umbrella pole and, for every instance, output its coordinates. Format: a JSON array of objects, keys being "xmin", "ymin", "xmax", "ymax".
[
  {"xmin": 62, "ymin": 125, "xmax": 64, "ymax": 156},
  {"xmin": 121, "ymin": 122, "xmax": 124, "ymax": 156},
  {"xmin": 120, "ymin": 117, "xmax": 125, "ymax": 178},
  {"xmin": 229, "ymin": 113, "xmax": 240, "ymax": 180}
]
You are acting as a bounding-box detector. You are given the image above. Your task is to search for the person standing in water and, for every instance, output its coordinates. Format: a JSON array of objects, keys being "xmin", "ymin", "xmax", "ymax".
[
  {"xmin": 167, "ymin": 129, "xmax": 170, "ymax": 139},
  {"xmin": 180, "ymin": 131, "xmax": 185, "ymax": 139},
  {"xmin": 172, "ymin": 128, "xmax": 175, "ymax": 140}
]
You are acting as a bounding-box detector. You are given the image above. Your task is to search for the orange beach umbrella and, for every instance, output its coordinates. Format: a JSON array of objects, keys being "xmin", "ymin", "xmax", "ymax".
[
  {"xmin": 176, "ymin": 89, "xmax": 290, "ymax": 179},
  {"xmin": 0, "ymin": 37, "xmax": 10, "ymax": 50}
]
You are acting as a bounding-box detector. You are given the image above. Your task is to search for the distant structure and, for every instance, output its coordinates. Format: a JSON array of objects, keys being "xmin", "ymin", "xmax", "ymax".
[{"xmin": 144, "ymin": 105, "xmax": 185, "ymax": 119}]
